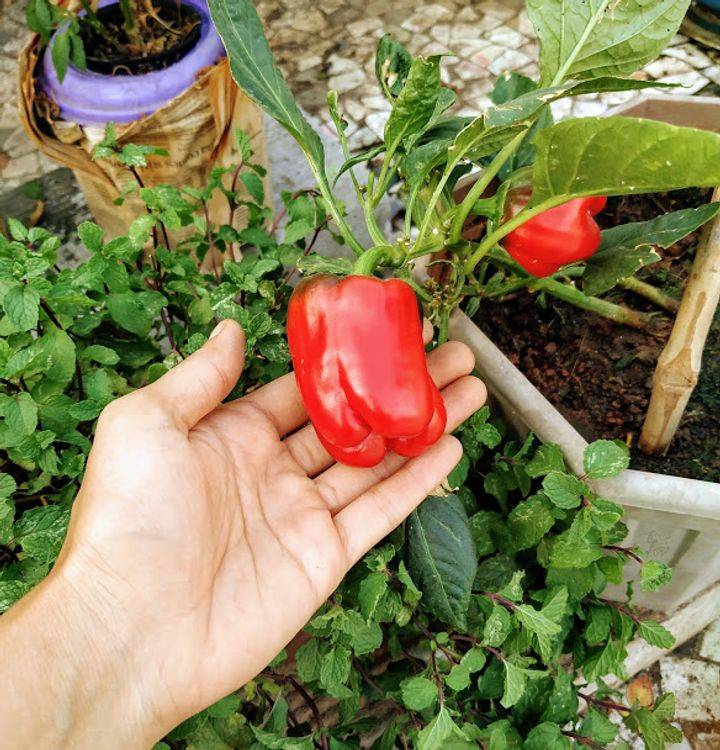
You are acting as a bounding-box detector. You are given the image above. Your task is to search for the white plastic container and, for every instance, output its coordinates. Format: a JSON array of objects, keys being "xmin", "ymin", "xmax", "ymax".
[{"xmin": 448, "ymin": 94, "xmax": 720, "ymax": 619}]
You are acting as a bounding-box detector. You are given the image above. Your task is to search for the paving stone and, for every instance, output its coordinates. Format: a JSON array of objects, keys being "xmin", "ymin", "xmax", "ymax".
[
  {"xmin": 656, "ymin": 71, "xmax": 711, "ymax": 95},
  {"xmin": 660, "ymin": 657, "xmax": 720, "ymax": 722},
  {"xmin": 699, "ymin": 618, "xmax": 720, "ymax": 663},
  {"xmin": 288, "ymin": 8, "xmax": 326, "ymax": 33},
  {"xmin": 328, "ymin": 68, "xmax": 366, "ymax": 94},
  {"xmin": 487, "ymin": 25, "xmax": 526, "ymax": 48},
  {"xmin": 696, "ymin": 733, "xmax": 720, "ymax": 750},
  {"xmin": 644, "ymin": 55, "xmax": 697, "ymax": 79},
  {"xmin": 0, "ymin": 151, "xmax": 40, "ymax": 181},
  {"xmin": 664, "ymin": 42, "xmax": 714, "ymax": 69}
]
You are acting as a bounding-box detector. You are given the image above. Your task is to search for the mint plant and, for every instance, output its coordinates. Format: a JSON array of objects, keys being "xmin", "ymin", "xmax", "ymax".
[{"xmin": 208, "ymin": 0, "xmax": 720, "ymax": 340}]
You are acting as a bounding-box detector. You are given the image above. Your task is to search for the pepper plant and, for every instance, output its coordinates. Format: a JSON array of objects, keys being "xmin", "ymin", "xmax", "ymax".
[{"xmin": 208, "ymin": 0, "xmax": 720, "ymax": 341}]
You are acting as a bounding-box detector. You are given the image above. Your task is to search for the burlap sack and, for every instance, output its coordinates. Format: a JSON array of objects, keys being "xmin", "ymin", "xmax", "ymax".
[{"xmin": 17, "ymin": 33, "xmax": 269, "ymax": 249}]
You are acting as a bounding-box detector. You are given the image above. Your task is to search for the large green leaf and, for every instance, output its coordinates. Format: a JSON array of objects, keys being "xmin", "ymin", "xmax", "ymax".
[
  {"xmin": 384, "ymin": 56, "xmax": 442, "ymax": 157},
  {"xmin": 530, "ymin": 117, "xmax": 720, "ymax": 208},
  {"xmin": 527, "ymin": 0, "xmax": 691, "ymax": 85},
  {"xmin": 407, "ymin": 494, "xmax": 477, "ymax": 630},
  {"xmin": 585, "ymin": 203, "xmax": 720, "ymax": 295},
  {"xmin": 206, "ymin": 0, "xmax": 323, "ymax": 167}
]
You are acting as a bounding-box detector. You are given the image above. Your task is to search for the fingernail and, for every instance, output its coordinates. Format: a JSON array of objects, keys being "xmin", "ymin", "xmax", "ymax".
[{"xmin": 209, "ymin": 319, "xmax": 228, "ymax": 341}]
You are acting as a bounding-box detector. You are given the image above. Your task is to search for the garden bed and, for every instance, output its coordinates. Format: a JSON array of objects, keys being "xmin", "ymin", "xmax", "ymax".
[{"xmin": 473, "ymin": 188, "xmax": 719, "ymax": 483}]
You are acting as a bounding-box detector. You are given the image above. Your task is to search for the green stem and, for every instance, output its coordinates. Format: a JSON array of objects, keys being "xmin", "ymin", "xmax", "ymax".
[
  {"xmin": 448, "ymin": 132, "xmax": 525, "ymax": 244},
  {"xmin": 364, "ymin": 172, "xmax": 389, "ymax": 246},
  {"xmin": 483, "ymin": 247, "xmax": 654, "ymax": 329},
  {"xmin": 353, "ymin": 244, "xmax": 400, "ymax": 276},
  {"xmin": 534, "ymin": 277, "xmax": 654, "ymax": 330},
  {"xmin": 484, "ymin": 266, "xmax": 585, "ymax": 298},
  {"xmin": 311, "ymin": 168, "xmax": 365, "ymax": 257},
  {"xmin": 619, "ymin": 276, "xmax": 679, "ymax": 313}
]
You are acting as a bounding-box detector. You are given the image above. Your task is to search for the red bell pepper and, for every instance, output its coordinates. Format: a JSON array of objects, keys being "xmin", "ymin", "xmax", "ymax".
[
  {"xmin": 287, "ymin": 274, "xmax": 446, "ymax": 467},
  {"xmin": 503, "ymin": 194, "xmax": 607, "ymax": 277}
]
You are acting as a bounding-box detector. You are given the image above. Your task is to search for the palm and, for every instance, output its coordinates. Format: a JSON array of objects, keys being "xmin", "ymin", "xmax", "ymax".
[{"xmin": 62, "ymin": 321, "xmax": 485, "ymax": 726}]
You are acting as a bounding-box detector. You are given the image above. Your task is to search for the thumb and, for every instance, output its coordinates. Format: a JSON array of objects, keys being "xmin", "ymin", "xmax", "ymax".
[{"xmin": 148, "ymin": 319, "xmax": 246, "ymax": 429}]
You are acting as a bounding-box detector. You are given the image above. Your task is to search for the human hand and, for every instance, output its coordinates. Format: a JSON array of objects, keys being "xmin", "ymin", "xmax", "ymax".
[{"xmin": 1, "ymin": 319, "xmax": 485, "ymax": 749}]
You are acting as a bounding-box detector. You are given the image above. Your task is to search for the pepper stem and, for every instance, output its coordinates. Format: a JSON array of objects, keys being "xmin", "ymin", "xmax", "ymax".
[{"xmin": 353, "ymin": 244, "xmax": 404, "ymax": 276}]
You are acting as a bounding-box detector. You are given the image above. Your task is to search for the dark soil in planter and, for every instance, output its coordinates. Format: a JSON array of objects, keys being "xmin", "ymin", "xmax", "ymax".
[
  {"xmin": 79, "ymin": 0, "xmax": 201, "ymax": 75},
  {"xmin": 473, "ymin": 188, "xmax": 720, "ymax": 483}
]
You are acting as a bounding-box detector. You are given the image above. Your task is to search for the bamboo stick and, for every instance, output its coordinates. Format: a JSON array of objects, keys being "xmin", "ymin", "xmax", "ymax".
[{"xmin": 639, "ymin": 188, "xmax": 720, "ymax": 455}]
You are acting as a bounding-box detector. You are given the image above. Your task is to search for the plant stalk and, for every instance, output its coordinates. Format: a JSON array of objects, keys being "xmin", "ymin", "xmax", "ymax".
[{"xmin": 619, "ymin": 276, "xmax": 679, "ymax": 313}]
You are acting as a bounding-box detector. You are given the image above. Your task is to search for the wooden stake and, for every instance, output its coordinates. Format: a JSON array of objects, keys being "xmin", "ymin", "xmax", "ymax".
[{"xmin": 640, "ymin": 188, "xmax": 720, "ymax": 455}]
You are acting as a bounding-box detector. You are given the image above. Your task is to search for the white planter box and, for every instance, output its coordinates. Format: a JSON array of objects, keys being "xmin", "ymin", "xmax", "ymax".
[{"xmin": 448, "ymin": 94, "xmax": 720, "ymax": 620}]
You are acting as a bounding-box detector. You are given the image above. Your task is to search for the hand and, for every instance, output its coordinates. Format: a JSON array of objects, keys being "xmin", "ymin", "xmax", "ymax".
[{"xmin": 0, "ymin": 319, "xmax": 485, "ymax": 749}]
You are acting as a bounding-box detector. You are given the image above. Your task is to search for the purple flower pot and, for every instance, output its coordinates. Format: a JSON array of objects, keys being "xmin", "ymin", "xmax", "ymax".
[{"xmin": 39, "ymin": 0, "xmax": 225, "ymax": 126}]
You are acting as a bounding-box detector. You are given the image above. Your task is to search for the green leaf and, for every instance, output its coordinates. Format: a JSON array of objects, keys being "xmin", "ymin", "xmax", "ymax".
[
  {"xmin": 206, "ymin": 693, "xmax": 241, "ymax": 719},
  {"xmin": 580, "ymin": 707, "xmax": 618, "ymax": 745},
  {"xmin": 240, "ymin": 172, "xmax": 265, "ymax": 204},
  {"xmin": 340, "ymin": 611, "xmax": 382, "ymax": 655},
  {"xmin": 542, "ymin": 671, "xmax": 578, "ymax": 724},
  {"xmin": 633, "ymin": 707, "xmax": 666, "ymax": 750},
  {"xmin": 584, "ymin": 440, "xmax": 630, "ymax": 480},
  {"xmin": 482, "ymin": 604, "xmax": 513, "ymax": 648},
  {"xmin": 294, "ymin": 638, "xmax": 321, "ymax": 683},
  {"xmin": 4, "ymin": 284, "xmax": 40, "ymax": 332},
  {"xmin": 407, "ymin": 495, "xmax": 477, "ymax": 630},
  {"xmin": 506, "ymin": 497, "xmax": 554, "ymax": 551},
  {"xmin": 81, "ymin": 344, "xmax": 120, "ymax": 366},
  {"xmin": 528, "ymin": 0, "xmax": 690, "ymax": 84},
  {"xmin": 77, "ymin": 221, "xmax": 105, "ymax": 252},
  {"xmin": 417, "ymin": 706, "xmax": 468, "ymax": 750},
  {"xmin": 51, "ymin": 29, "xmax": 71, "ymax": 82},
  {"xmin": 3, "ymin": 392, "xmax": 38, "ymax": 438},
  {"xmin": 69, "ymin": 399, "xmax": 103, "ymax": 422},
  {"xmin": 39, "ymin": 326, "xmax": 76, "ymax": 390},
  {"xmin": 515, "ymin": 604, "xmax": 561, "ymax": 661},
  {"xmin": 522, "ymin": 722, "xmax": 571, "ymax": 750},
  {"xmin": 637, "ymin": 620, "xmax": 675, "ymax": 650},
  {"xmin": 206, "ymin": 0, "xmax": 324, "ymax": 178},
  {"xmin": 584, "ymin": 605, "xmax": 612, "ymax": 646},
  {"xmin": 640, "ymin": 560, "xmax": 672, "ymax": 591},
  {"xmin": 375, "ymin": 34, "xmax": 411, "ymax": 100},
  {"xmin": 526, "ymin": 444, "xmax": 565, "ymax": 478},
  {"xmin": 585, "ymin": 203, "xmax": 720, "ymax": 295},
  {"xmin": 530, "ymin": 117, "xmax": 720, "ymax": 208},
  {"xmin": 0, "ymin": 580, "xmax": 33, "ymax": 612},
  {"xmin": 0, "ymin": 496, "xmax": 14, "ymax": 545},
  {"xmin": 542, "ymin": 472, "xmax": 585, "ymax": 509},
  {"xmin": 358, "ymin": 571, "xmax": 388, "ymax": 621},
  {"xmin": 319, "ymin": 643, "xmax": 351, "ymax": 692},
  {"xmin": 469, "ymin": 510, "xmax": 503, "ymax": 557},
  {"xmin": 251, "ymin": 727, "xmax": 314, "ymax": 750},
  {"xmin": 400, "ymin": 675, "xmax": 437, "ymax": 710},
  {"xmin": 501, "ymin": 662, "xmax": 544, "ymax": 709},
  {"xmin": 107, "ymin": 291, "xmax": 166, "ymax": 337},
  {"xmin": 384, "ymin": 56, "xmax": 441, "ymax": 155},
  {"xmin": 0, "ymin": 473, "xmax": 17, "ymax": 499},
  {"xmin": 128, "ymin": 214, "xmax": 156, "ymax": 250},
  {"xmin": 13, "ymin": 504, "xmax": 70, "ymax": 564}
]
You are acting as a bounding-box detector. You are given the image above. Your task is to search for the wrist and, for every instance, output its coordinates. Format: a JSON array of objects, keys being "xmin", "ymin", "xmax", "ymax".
[{"xmin": 0, "ymin": 553, "xmax": 172, "ymax": 749}]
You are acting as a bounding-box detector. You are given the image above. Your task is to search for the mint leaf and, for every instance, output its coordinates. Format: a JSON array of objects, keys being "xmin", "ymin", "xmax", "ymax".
[
  {"xmin": 4, "ymin": 284, "xmax": 40, "ymax": 331},
  {"xmin": 638, "ymin": 620, "xmax": 674, "ymax": 649},
  {"xmin": 584, "ymin": 440, "xmax": 630, "ymax": 480},
  {"xmin": 641, "ymin": 560, "xmax": 672, "ymax": 591},
  {"xmin": 400, "ymin": 676, "xmax": 437, "ymax": 710},
  {"xmin": 542, "ymin": 472, "xmax": 585, "ymax": 509}
]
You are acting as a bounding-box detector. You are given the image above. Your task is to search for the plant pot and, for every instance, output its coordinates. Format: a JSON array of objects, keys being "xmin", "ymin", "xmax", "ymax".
[
  {"xmin": 18, "ymin": 0, "xmax": 269, "ymax": 248},
  {"xmin": 39, "ymin": 0, "xmax": 224, "ymax": 126},
  {"xmin": 447, "ymin": 95, "xmax": 720, "ymax": 622}
]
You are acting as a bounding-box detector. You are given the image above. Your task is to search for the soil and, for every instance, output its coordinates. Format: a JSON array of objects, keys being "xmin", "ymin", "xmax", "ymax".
[
  {"xmin": 80, "ymin": 0, "xmax": 201, "ymax": 76},
  {"xmin": 473, "ymin": 188, "xmax": 720, "ymax": 483}
]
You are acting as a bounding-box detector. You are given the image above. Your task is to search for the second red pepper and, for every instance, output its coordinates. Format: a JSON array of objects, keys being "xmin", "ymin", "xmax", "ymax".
[
  {"xmin": 503, "ymin": 194, "xmax": 607, "ymax": 277},
  {"xmin": 287, "ymin": 274, "xmax": 446, "ymax": 467}
]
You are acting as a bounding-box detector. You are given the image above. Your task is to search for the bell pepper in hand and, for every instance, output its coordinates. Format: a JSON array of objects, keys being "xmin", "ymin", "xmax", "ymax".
[
  {"xmin": 503, "ymin": 194, "xmax": 607, "ymax": 277},
  {"xmin": 287, "ymin": 274, "xmax": 446, "ymax": 468}
]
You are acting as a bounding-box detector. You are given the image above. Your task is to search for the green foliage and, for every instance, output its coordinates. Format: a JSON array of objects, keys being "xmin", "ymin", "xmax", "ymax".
[{"xmin": 0, "ymin": 132, "xmax": 316, "ymax": 615}]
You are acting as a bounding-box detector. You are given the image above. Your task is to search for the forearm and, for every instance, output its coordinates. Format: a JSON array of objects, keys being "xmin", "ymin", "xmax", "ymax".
[{"xmin": 0, "ymin": 563, "xmax": 166, "ymax": 750}]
